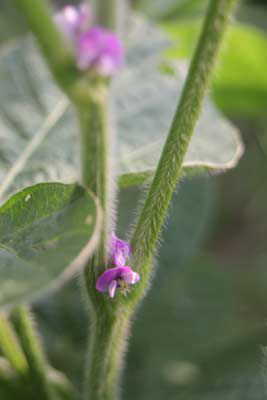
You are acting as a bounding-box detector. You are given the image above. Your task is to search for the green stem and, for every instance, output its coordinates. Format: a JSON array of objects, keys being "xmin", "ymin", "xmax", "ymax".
[
  {"xmin": 94, "ymin": 0, "xmax": 119, "ymax": 30},
  {"xmin": 129, "ymin": 0, "xmax": 238, "ymax": 299},
  {"xmin": 78, "ymin": 85, "xmax": 110, "ymax": 267},
  {"xmin": 11, "ymin": 0, "xmax": 80, "ymax": 96},
  {"xmin": 12, "ymin": 305, "xmax": 53, "ymax": 400},
  {"xmin": 83, "ymin": 1, "xmax": 238, "ymax": 399},
  {"xmin": 0, "ymin": 314, "xmax": 28, "ymax": 378},
  {"xmin": 84, "ymin": 306, "xmax": 130, "ymax": 400}
]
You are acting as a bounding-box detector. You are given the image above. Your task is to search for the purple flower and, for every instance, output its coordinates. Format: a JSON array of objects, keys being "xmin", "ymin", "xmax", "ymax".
[
  {"xmin": 96, "ymin": 234, "xmax": 139, "ymax": 298},
  {"xmin": 77, "ymin": 27, "xmax": 124, "ymax": 75},
  {"xmin": 55, "ymin": 4, "xmax": 124, "ymax": 76},
  {"xmin": 96, "ymin": 266, "xmax": 140, "ymax": 298},
  {"xmin": 112, "ymin": 233, "xmax": 131, "ymax": 268},
  {"xmin": 54, "ymin": 4, "xmax": 91, "ymax": 42}
]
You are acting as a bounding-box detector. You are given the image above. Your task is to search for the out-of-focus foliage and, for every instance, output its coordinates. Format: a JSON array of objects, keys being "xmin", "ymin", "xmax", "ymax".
[
  {"xmin": 135, "ymin": 0, "xmax": 208, "ymax": 20},
  {"xmin": 134, "ymin": 0, "xmax": 267, "ymax": 117},
  {"xmin": 164, "ymin": 21, "xmax": 267, "ymax": 117}
]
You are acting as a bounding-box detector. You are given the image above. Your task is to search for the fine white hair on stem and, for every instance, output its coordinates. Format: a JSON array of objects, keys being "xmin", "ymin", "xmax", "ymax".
[
  {"xmin": 123, "ymin": 175, "xmax": 183, "ymax": 271},
  {"xmin": 106, "ymin": 90, "xmax": 119, "ymax": 251}
]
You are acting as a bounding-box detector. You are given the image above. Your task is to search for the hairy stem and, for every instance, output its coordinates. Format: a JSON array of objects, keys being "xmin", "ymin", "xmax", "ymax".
[
  {"xmin": 78, "ymin": 85, "xmax": 110, "ymax": 267},
  {"xmin": 11, "ymin": 0, "xmax": 80, "ymax": 96},
  {"xmin": 83, "ymin": 1, "xmax": 238, "ymax": 399},
  {"xmin": 129, "ymin": 0, "xmax": 238, "ymax": 300},
  {"xmin": 84, "ymin": 306, "xmax": 130, "ymax": 400},
  {"xmin": 12, "ymin": 306, "xmax": 53, "ymax": 400},
  {"xmin": 80, "ymin": 85, "xmax": 117, "ymax": 397}
]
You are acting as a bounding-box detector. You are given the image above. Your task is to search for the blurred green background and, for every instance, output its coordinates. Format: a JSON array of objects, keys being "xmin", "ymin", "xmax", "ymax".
[{"xmin": 1, "ymin": 0, "xmax": 267, "ymax": 399}]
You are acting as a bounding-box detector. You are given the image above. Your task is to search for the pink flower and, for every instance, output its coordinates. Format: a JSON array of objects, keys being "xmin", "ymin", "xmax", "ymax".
[
  {"xmin": 96, "ymin": 266, "xmax": 140, "ymax": 298},
  {"xmin": 55, "ymin": 3, "xmax": 124, "ymax": 76},
  {"xmin": 96, "ymin": 234, "xmax": 140, "ymax": 298},
  {"xmin": 54, "ymin": 4, "xmax": 91, "ymax": 42},
  {"xmin": 77, "ymin": 27, "xmax": 124, "ymax": 75},
  {"xmin": 112, "ymin": 233, "xmax": 132, "ymax": 268}
]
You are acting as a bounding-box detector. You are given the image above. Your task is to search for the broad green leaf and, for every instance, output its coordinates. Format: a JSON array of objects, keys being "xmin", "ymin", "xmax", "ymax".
[
  {"xmin": 0, "ymin": 17, "xmax": 243, "ymax": 193},
  {"xmin": 164, "ymin": 21, "xmax": 267, "ymax": 116},
  {"xmin": 0, "ymin": 182, "xmax": 100, "ymax": 308},
  {"xmin": 0, "ymin": 1, "xmax": 28, "ymax": 45}
]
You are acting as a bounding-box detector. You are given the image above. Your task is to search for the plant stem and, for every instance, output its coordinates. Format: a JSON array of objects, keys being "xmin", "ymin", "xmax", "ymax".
[
  {"xmin": 94, "ymin": 0, "xmax": 119, "ymax": 30},
  {"xmin": 12, "ymin": 305, "xmax": 53, "ymax": 400},
  {"xmin": 83, "ymin": 1, "xmax": 238, "ymax": 399},
  {"xmin": 78, "ymin": 85, "xmax": 110, "ymax": 267},
  {"xmin": 0, "ymin": 314, "xmax": 28, "ymax": 379},
  {"xmin": 11, "ymin": 0, "xmax": 80, "ymax": 95},
  {"xmin": 84, "ymin": 306, "xmax": 130, "ymax": 400},
  {"xmin": 130, "ymin": 0, "xmax": 238, "ymax": 298}
]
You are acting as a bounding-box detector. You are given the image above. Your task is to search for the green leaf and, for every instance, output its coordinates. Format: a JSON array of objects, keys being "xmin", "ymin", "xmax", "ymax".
[
  {"xmin": 164, "ymin": 21, "xmax": 267, "ymax": 116},
  {"xmin": 0, "ymin": 182, "xmax": 100, "ymax": 308},
  {"xmin": 0, "ymin": 38, "xmax": 75, "ymax": 199},
  {"xmin": 0, "ymin": 0, "xmax": 28, "ymax": 45},
  {"xmin": 0, "ymin": 17, "xmax": 242, "ymax": 193}
]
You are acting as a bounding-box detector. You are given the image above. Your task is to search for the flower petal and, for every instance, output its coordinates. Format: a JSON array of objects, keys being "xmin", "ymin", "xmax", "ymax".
[
  {"xmin": 96, "ymin": 266, "xmax": 132, "ymax": 292},
  {"xmin": 54, "ymin": 3, "xmax": 91, "ymax": 42},
  {"xmin": 112, "ymin": 233, "xmax": 131, "ymax": 267},
  {"xmin": 77, "ymin": 27, "xmax": 123, "ymax": 75},
  {"xmin": 114, "ymin": 249, "xmax": 126, "ymax": 268},
  {"xmin": 121, "ymin": 270, "xmax": 140, "ymax": 285},
  {"xmin": 108, "ymin": 280, "xmax": 118, "ymax": 298}
]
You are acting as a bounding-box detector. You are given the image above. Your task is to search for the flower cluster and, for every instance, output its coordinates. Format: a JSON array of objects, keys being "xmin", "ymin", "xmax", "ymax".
[
  {"xmin": 55, "ymin": 3, "xmax": 123, "ymax": 76},
  {"xmin": 96, "ymin": 234, "xmax": 140, "ymax": 298}
]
